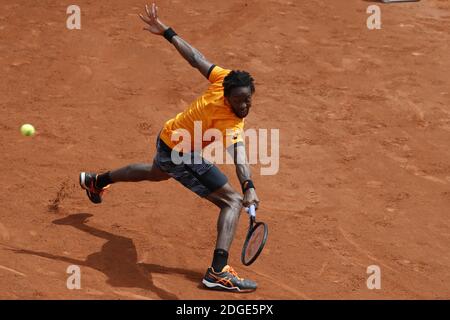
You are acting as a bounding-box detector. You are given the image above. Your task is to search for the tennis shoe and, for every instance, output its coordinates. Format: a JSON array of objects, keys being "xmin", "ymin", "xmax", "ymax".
[
  {"xmin": 79, "ymin": 172, "xmax": 109, "ymax": 204},
  {"xmin": 202, "ymin": 265, "xmax": 257, "ymax": 292}
]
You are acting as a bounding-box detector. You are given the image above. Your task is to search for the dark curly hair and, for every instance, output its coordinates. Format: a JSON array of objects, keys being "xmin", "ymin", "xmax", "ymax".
[{"xmin": 223, "ymin": 70, "xmax": 255, "ymax": 97}]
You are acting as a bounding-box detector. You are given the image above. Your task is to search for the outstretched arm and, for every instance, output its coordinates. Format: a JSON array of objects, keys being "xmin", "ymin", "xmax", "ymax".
[{"xmin": 139, "ymin": 3, "xmax": 213, "ymax": 79}]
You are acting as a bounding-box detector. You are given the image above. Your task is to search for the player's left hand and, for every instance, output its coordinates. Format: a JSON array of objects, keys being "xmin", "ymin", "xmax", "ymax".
[{"xmin": 139, "ymin": 3, "xmax": 168, "ymax": 36}]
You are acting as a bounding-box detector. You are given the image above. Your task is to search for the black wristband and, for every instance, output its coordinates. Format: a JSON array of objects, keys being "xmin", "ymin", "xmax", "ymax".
[
  {"xmin": 163, "ymin": 27, "xmax": 177, "ymax": 43},
  {"xmin": 242, "ymin": 180, "xmax": 255, "ymax": 193}
]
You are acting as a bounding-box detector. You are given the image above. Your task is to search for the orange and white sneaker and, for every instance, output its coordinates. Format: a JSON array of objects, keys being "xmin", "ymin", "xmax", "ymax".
[
  {"xmin": 79, "ymin": 172, "xmax": 110, "ymax": 204},
  {"xmin": 202, "ymin": 265, "xmax": 257, "ymax": 292}
]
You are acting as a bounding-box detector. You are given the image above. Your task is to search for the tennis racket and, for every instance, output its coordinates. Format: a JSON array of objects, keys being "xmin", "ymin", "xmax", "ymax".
[{"xmin": 241, "ymin": 204, "xmax": 268, "ymax": 266}]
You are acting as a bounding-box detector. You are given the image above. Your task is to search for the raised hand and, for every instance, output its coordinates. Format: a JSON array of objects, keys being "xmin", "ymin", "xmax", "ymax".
[{"xmin": 139, "ymin": 3, "xmax": 168, "ymax": 35}]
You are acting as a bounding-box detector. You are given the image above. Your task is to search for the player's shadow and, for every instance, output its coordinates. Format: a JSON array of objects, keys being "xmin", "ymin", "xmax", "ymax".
[{"xmin": 11, "ymin": 213, "xmax": 204, "ymax": 300}]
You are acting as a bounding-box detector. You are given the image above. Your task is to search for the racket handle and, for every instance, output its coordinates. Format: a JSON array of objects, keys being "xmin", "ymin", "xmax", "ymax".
[{"xmin": 245, "ymin": 204, "xmax": 256, "ymax": 218}]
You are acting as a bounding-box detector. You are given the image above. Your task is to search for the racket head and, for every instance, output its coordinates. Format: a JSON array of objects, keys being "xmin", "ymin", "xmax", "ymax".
[{"xmin": 241, "ymin": 219, "xmax": 268, "ymax": 266}]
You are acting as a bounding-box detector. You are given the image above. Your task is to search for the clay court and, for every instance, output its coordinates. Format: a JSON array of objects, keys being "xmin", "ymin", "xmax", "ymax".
[{"xmin": 1, "ymin": 0, "xmax": 449, "ymax": 299}]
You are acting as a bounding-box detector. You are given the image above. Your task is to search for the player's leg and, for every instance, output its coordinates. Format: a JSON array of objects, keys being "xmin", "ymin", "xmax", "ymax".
[
  {"xmin": 80, "ymin": 132, "xmax": 173, "ymax": 204},
  {"xmin": 202, "ymin": 183, "xmax": 257, "ymax": 292},
  {"xmin": 205, "ymin": 183, "xmax": 243, "ymax": 253},
  {"xmin": 164, "ymin": 156, "xmax": 257, "ymax": 291},
  {"xmin": 108, "ymin": 162, "xmax": 170, "ymax": 183},
  {"xmin": 79, "ymin": 162, "xmax": 170, "ymax": 204}
]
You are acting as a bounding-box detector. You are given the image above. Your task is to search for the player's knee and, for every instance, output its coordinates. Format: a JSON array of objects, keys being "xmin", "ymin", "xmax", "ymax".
[
  {"xmin": 226, "ymin": 191, "xmax": 243, "ymax": 211},
  {"xmin": 208, "ymin": 184, "xmax": 243, "ymax": 210}
]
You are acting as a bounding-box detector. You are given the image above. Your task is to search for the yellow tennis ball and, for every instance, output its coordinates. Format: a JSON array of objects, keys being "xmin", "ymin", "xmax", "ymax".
[{"xmin": 20, "ymin": 124, "xmax": 35, "ymax": 137}]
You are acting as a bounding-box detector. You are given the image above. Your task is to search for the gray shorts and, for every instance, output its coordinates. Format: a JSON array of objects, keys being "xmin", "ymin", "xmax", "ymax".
[{"xmin": 153, "ymin": 135, "xmax": 228, "ymax": 197}]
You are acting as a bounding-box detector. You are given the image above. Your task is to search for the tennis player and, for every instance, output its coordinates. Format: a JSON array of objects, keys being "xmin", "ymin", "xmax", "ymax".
[{"xmin": 79, "ymin": 3, "xmax": 260, "ymax": 292}]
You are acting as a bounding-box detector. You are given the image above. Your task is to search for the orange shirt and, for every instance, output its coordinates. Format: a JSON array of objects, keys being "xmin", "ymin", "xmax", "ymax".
[{"xmin": 159, "ymin": 66, "xmax": 244, "ymax": 151}]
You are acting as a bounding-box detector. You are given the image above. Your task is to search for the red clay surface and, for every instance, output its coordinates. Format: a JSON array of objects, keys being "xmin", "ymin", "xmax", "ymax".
[{"xmin": 1, "ymin": 0, "xmax": 449, "ymax": 299}]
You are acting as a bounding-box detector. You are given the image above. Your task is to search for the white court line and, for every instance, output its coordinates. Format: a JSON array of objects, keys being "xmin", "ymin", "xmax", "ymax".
[
  {"xmin": 0, "ymin": 265, "xmax": 27, "ymax": 277},
  {"xmin": 250, "ymin": 269, "xmax": 311, "ymax": 300},
  {"xmin": 112, "ymin": 290, "xmax": 153, "ymax": 300}
]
